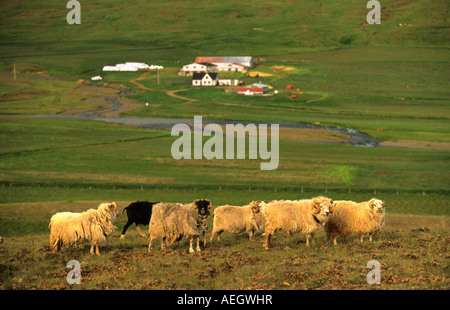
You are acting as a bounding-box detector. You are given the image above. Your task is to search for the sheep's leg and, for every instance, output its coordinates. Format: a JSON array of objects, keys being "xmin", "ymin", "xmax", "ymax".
[
  {"xmin": 189, "ymin": 237, "xmax": 196, "ymax": 253},
  {"xmin": 95, "ymin": 245, "xmax": 100, "ymax": 256},
  {"xmin": 369, "ymin": 233, "xmax": 373, "ymax": 242},
  {"xmin": 263, "ymin": 233, "xmax": 271, "ymax": 250},
  {"xmin": 333, "ymin": 237, "xmax": 338, "ymax": 246},
  {"xmin": 120, "ymin": 220, "xmax": 134, "ymax": 239},
  {"xmin": 360, "ymin": 235, "xmax": 364, "ymax": 243},
  {"xmin": 202, "ymin": 231, "xmax": 207, "ymax": 248},
  {"xmin": 248, "ymin": 230, "xmax": 254, "ymax": 241},
  {"xmin": 196, "ymin": 236, "xmax": 201, "ymax": 252},
  {"xmin": 210, "ymin": 229, "xmax": 223, "ymax": 242},
  {"xmin": 136, "ymin": 225, "xmax": 147, "ymax": 238},
  {"xmin": 148, "ymin": 238, "xmax": 153, "ymax": 252},
  {"xmin": 309, "ymin": 232, "xmax": 316, "ymax": 246},
  {"xmin": 90, "ymin": 244, "xmax": 95, "ymax": 255},
  {"xmin": 306, "ymin": 234, "xmax": 311, "ymax": 247}
]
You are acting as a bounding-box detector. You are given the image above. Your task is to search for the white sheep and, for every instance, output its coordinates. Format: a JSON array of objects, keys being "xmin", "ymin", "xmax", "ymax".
[
  {"xmin": 324, "ymin": 198, "xmax": 385, "ymax": 245},
  {"xmin": 49, "ymin": 202, "xmax": 119, "ymax": 255},
  {"xmin": 210, "ymin": 201, "xmax": 263, "ymax": 242},
  {"xmin": 148, "ymin": 199, "xmax": 211, "ymax": 253},
  {"xmin": 261, "ymin": 197, "xmax": 334, "ymax": 250}
]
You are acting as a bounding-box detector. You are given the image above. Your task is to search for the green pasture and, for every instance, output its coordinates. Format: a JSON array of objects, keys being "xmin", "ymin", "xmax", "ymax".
[
  {"xmin": 0, "ymin": 0, "xmax": 449, "ymax": 291},
  {"xmin": 0, "ymin": 0, "xmax": 448, "ymax": 209},
  {"xmin": 0, "ymin": 116, "xmax": 448, "ymax": 216},
  {"xmin": 1, "ymin": 0, "xmax": 448, "ymax": 77}
]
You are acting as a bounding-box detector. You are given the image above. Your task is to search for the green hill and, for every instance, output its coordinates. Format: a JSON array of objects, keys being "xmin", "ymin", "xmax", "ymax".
[{"xmin": 0, "ymin": 0, "xmax": 448, "ymax": 75}]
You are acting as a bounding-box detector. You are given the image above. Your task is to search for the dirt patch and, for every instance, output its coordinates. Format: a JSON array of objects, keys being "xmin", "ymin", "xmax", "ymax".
[
  {"xmin": 0, "ymin": 170, "xmax": 175, "ymax": 185},
  {"xmin": 271, "ymin": 65, "xmax": 295, "ymax": 72},
  {"xmin": 279, "ymin": 127, "xmax": 350, "ymax": 144},
  {"xmin": 379, "ymin": 140, "xmax": 450, "ymax": 151},
  {"xmin": 247, "ymin": 71, "xmax": 273, "ymax": 77}
]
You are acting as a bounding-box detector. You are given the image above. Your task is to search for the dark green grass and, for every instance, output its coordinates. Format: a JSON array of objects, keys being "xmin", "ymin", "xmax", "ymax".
[{"xmin": 0, "ymin": 116, "xmax": 448, "ymax": 217}]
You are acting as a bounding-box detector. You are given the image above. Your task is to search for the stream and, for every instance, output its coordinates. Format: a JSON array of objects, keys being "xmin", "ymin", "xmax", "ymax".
[{"xmin": 19, "ymin": 114, "xmax": 379, "ymax": 147}]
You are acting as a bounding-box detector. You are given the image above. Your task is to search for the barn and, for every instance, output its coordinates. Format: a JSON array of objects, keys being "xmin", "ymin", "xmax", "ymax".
[
  {"xmin": 179, "ymin": 62, "xmax": 217, "ymax": 76},
  {"xmin": 194, "ymin": 56, "xmax": 254, "ymax": 72},
  {"xmin": 192, "ymin": 72, "xmax": 219, "ymax": 86}
]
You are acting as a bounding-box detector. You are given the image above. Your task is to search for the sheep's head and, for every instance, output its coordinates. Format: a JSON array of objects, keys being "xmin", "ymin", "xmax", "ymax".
[
  {"xmin": 250, "ymin": 201, "xmax": 262, "ymax": 213},
  {"xmin": 311, "ymin": 197, "xmax": 334, "ymax": 222},
  {"xmin": 98, "ymin": 202, "xmax": 120, "ymax": 218},
  {"xmin": 193, "ymin": 199, "xmax": 212, "ymax": 217},
  {"xmin": 369, "ymin": 198, "xmax": 385, "ymax": 213}
]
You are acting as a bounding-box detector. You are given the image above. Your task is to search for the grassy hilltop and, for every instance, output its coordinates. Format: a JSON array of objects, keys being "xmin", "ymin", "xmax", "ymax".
[
  {"xmin": 0, "ymin": 0, "xmax": 448, "ymax": 74},
  {"xmin": 0, "ymin": 0, "xmax": 449, "ymax": 290}
]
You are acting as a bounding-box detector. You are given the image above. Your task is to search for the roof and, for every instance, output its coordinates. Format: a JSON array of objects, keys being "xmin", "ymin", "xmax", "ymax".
[
  {"xmin": 197, "ymin": 62, "xmax": 216, "ymax": 66},
  {"xmin": 237, "ymin": 86, "xmax": 264, "ymax": 92},
  {"xmin": 192, "ymin": 72, "xmax": 219, "ymax": 80},
  {"xmin": 195, "ymin": 56, "xmax": 253, "ymax": 65},
  {"xmin": 252, "ymin": 83, "xmax": 269, "ymax": 88}
]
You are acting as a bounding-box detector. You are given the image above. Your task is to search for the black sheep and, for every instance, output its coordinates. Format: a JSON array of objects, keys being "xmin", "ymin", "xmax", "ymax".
[{"xmin": 120, "ymin": 201, "xmax": 159, "ymax": 239}]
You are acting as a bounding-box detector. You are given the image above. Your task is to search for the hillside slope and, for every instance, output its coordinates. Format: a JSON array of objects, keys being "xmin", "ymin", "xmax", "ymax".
[{"xmin": 0, "ymin": 0, "xmax": 448, "ymax": 73}]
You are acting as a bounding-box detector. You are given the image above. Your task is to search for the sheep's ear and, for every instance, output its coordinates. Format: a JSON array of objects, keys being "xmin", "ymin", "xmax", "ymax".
[
  {"xmin": 251, "ymin": 201, "xmax": 261, "ymax": 213},
  {"xmin": 311, "ymin": 199, "xmax": 321, "ymax": 214},
  {"xmin": 206, "ymin": 199, "xmax": 212, "ymax": 209},
  {"xmin": 329, "ymin": 199, "xmax": 335, "ymax": 212},
  {"xmin": 193, "ymin": 199, "xmax": 201, "ymax": 207},
  {"xmin": 368, "ymin": 198, "xmax": 376, "ymax": 208}
]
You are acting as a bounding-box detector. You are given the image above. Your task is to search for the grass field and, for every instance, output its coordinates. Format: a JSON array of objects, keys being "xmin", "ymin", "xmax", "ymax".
[
  {"xmin": 0, "ymin": 0, "xmax": 448, "ymax": 291},
  {"xmin": 0, "ymin": 201, "xmax": 448, "ymax": 290}
]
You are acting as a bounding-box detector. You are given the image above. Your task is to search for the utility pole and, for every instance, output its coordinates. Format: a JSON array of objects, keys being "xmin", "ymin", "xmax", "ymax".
[
  {"xmin": 13, "ymin": 63, "xmax": 16, "ymax": 80},
  {"xmin": 157, "ymin": 69, "xmax": 160, "ymax": 85}
]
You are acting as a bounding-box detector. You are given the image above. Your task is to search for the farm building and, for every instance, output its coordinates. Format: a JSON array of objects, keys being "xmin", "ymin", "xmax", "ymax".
[
  {"xmin": 237, "ymin": 83, "xmax": 269, "ymax": 96},
  {"xmin": 194, "ymin": 56, "xmax": 254, "ymax": 72},
  {"xmin": 216, "ymin": 63, "xmax": 249, "ymax": 73},
  {"xmin": 179, "ymin": 62, "xmax": 217, "ymax": 76},
  {"xmin": 218, "ymin": 79, "xmax": 240, "ymax": 86},
  {"xmin": 192, "ymin": 72, "xmax": 219, "ymax": 86}
]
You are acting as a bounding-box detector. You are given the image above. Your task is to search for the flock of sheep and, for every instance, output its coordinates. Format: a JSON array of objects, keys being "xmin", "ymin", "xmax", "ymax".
[{"xmin": 48, "ymin": 197, "xmax": 386, "ymax": 255}]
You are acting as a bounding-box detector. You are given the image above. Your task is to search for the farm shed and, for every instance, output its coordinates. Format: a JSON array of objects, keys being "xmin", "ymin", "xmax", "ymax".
[
  {"xmin": 192, "ymin": 72, "xmax": 219, "ymax": 86},
  {"xmin": 252, "ymin": 83, "xmax": 269, "ymax": 92},
  {"xmin": 179, "ymin": 62, "xmax": 217, "ymax": 76},
  {"xmin": 195, "ymin": 56, "xmax": 254, "ymax": 72},
  {"xmin": 237, "ymin": 83, "xmax": 269, "ymax": 96},
  {"xmin": 103, "ymin": 62, "xmax": 149, "ymax": 71}
]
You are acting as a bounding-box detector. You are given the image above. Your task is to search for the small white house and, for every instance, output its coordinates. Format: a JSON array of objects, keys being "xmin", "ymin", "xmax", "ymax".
[
  {"xmin": 192, "ymin": 73, "xmax": 219, "ymax": 86},
  {"xmin": 180, "ymin": 62, "xmax": 217, "ymax": 76},
  {"xmin": 218, "ymin": 79, "xmax": 240, "ymax": 86}
]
